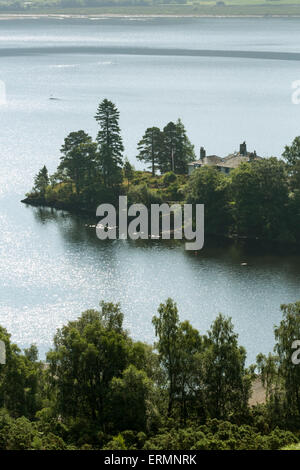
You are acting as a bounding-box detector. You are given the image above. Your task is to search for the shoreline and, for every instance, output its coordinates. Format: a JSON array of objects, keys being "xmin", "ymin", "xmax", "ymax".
[
  {"xmin": 21, "ymin": 196, "xmax": 95, "ymax": 217},
  {"xmin": 1, "ymin": 13, "xmax": 300, "ymax": 20},
  {"xmin": 21, "ymin": 197, "xmax": 300, "ymax": 252}
]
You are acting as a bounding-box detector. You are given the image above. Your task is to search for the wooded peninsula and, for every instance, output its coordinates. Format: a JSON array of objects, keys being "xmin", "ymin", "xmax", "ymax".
[{"xmin": 23, "ymin": 98, "xmax": 300, "ymax": 247}]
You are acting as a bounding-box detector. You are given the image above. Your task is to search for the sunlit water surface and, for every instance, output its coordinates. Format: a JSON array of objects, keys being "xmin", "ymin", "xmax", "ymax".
[{"xmin": 1, "ymin": 17, "xmax": 300, "ymax": 361}]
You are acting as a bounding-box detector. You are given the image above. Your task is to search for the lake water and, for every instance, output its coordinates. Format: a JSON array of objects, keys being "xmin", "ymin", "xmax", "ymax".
[{"xmin": 1, "ymin": 16, "xmax": 300, "ymax": 362}]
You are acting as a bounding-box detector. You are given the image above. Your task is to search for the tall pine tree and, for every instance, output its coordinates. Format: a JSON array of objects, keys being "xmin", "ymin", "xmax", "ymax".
[
  {"xmin": 95, "ymin": 99, "xmax": 124, "ymax": 187},
  {"xmin": 159, "ymin": 119, "xmax": 195, "ymax": 175},
  {"xmin": 137, "ymin": 127, "xmax": 163, "ymax": 176},
  {"xmin": 174, "ymin": 119, "xmax": 195, "ymax": 174},
  {"xmin": 159, "ymin": 121, "xmax": 177, "ymax": 174}
]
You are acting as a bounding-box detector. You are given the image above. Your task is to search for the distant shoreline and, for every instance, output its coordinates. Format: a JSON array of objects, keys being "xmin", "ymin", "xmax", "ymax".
[{"xmin": 1, "ymin": 13, "xmax": 300, "ymax": 20}]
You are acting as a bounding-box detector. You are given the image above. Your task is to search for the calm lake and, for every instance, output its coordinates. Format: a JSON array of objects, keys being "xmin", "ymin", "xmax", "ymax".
[{"xmin": 1, "ymin": 16, "xmax": 300, "ymax": 362}]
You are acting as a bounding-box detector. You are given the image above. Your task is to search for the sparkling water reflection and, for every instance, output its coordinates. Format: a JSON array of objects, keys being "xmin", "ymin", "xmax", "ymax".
[{"xmin": 1, "ymin": 17, "xmax": 300, "ymax": 362}]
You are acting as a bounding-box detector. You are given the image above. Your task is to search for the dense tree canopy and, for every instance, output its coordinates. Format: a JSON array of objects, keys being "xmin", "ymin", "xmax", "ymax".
[
  {"xmin": 186, "ymin": 166, "xmax": 232, "ymax": 235},
  {"xmin": 47, "ymin": 302, "xmax": 131, "ymax": 426},
  {"xmin": 158, "ymin": 120, "xmax": 195, "ymax": 174},
  {"xmin": 59, "ymin": 130, "xmax": 97, "ymax": 195},
  {"xmin": 230, "ymin": 158, "xmax": 290, "ymax": 241},
  {"xmin": 0, "ymin": 298, "xmax": 300, "ymax": 449}
]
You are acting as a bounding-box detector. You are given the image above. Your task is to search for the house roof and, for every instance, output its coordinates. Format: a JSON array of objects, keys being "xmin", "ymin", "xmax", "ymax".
[
  {"xmin": 220, "ymin": 152, "xmax": 262, "ymax": 168},
  {"xmin": 188, "ymin": 155, "xmax": 222, "ymax": 166},
  {"xmin": 189, "ymin": 151, "xmax": 262, "ymax": 169}
]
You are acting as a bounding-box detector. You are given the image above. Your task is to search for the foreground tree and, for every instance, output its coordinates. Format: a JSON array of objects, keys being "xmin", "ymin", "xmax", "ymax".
[
  {"xmin": 152, "ymin": 298, "xmax": 202, "ymax": 419},
  {"xmin": 46, "ymin": 302, "xmax": 130, "ymax": 427},
  {"xmin": 200, "ymin": 314, "xmax": 252, "ymax": 420},
  {"xmin": 176, "ymin": 320, "xmax": 203, "ymax": 423},
  {"xmin": 95, "ymin": 99, "xmax": 124, "ymax": 187},
  {"xmin": 257, "ymin": 301, "xmax": 300, "ymax": 429},
  {"xmin": 152, "ymin": 298, "xmax": 181, "ymax": 416},
  {"xmin": 274, "ymin": 301, "xmax": 300, "ymax": 420},
  {"xmin": 0, "ymin": 326, "xmax": 42, "ymax": 419},
  {"xmin": 108, "ymin": 365, "xmax": 159, "ymax": 433}
]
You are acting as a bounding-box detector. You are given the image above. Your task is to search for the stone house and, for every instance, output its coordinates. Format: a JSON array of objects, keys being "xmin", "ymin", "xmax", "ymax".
[{"xmin": 188, "ymin": 142, "xmax": 261, "ymax": 176}]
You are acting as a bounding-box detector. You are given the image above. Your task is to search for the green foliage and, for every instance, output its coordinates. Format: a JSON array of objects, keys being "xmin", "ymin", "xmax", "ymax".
[
  {"xmin": 162, "ymin": 171, "xmax": 177, "ymax": 185},
  {"xmin": 127, "ymin": 183, "xmax": 163, "ymax": 207},
  {"xmin": 123, "ymin": 157, "xmax": 135, "ymax": 188},
  {"xmin": 281, "ymin": 442, "xmax": 300, "ymax": 450},
  {"xmin": 200, "ymin": 314, "xmax": 252, "ymax": 421},
  {"xmin": 143, "ymin": 419, "xmax": 297, "ymax": 450},
  {"xmin": 46, "ymin": 302, "xmax": 130, "ymax": 427},
  {"xmin": 0, "ymin": 408, "xmax": 68, "ymax": 450},
  {"xmin": 152, "ymin": 298, "xmax": 181, "ymax": 416},
  {"xmin": 27, "ymin": 105, "xmax": 300, "ymax": 247},
  {"xmin": 257, "ymin": 301, "xmax": 300, "ymax": 429},
  {"xmin": 95, "ymin": 98, "xmax": 124, "ymax": 187},
  {"xmin": 2, "ymin": 415, "xmax": 37, "ymax": 450},
  {"xmin": 185, "ymin": 156, "xmax": 300, "ymax": 242},
  {"xmin": 283, "ymin": 136, "xmax": 300, "ymax": 167},
  {"xmin": 230, "ymin": 158, "xmax": 290, "ymax": 241},
  {"xmin": 102, "ymin": 434, "xmax": 127, "ymax": 450},
  {"xmin": 137, "ymin": 120, "xmax": 194, "ymax": 176},
  {"xmin": 33, "ymin": 165, "xmax": 49, "ymax": 196},
  {"xmin": 0, "ymin": 326, "xmax": 43, "ymax": 419},
  {"xmin": 274, "ymin": 302, "xmax": 300, "ymax": 426},
  {"xmin": 159, "ymin": 119, "xmax": 195, "ymax": 175},
  {"xmin": 137, "ymin": 127, "xmax": 163, "ymax": 176},
  {"xmin": 186, "ymin": 166, "xmax": 232, "ymax": 235},
  {"xmin": 59, "ymin": 130, "xmax": 98, "ymax": 195},
  {"xmin": 108, "ymin": 365, "xmax": 160, "ymax": 432},
  {"xmin": 152, "ymin": 301, "xmax": 252, "ymax": 424},
  {"xmin": 1, "ymin": 298, "xmax": 300, "ymax": 449}
]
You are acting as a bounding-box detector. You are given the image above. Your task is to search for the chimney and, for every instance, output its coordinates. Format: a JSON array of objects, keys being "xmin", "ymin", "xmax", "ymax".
[
  {"xmin": 249, "ymin": 150, "xmax": 257, "ymax": 162},
  {"xmin": 200, "ymin": 146, "xmax": 206, "ymax": 160},
  {"xmin": 240, "ymin": 141, "xmax": 247, "ymax": 156}
]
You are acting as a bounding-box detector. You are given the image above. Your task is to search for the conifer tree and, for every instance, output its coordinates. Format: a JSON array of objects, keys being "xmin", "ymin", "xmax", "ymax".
[
  {"xmin": 95, "ymin": 99, "xmax": 124, "ymax": 187},
  {"xmin": 58, "ymin": 130, "xmax": 97, "ymax": 195},
  {"xmin": 137, "ymin": 127, "xmax": 162, "ymax": 176},
  {"xmin": 33, "ymin": 165, "xmax": 49, "ymax": 196},
  {"xmin": 159, "ymin": 120, "xmax": 195, "ymax": 174}
]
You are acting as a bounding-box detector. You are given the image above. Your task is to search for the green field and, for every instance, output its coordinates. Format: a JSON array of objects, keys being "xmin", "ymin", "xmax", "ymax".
[{"xmin": 1, "ymin": 1, "xmax": 300, "ymax": 17}]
